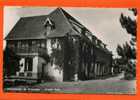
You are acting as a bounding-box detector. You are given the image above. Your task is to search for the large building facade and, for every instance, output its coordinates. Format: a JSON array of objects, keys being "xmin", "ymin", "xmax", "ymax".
[{"xmin": 5, "ymin": 8, "xmax": 112, "ymax": 82}]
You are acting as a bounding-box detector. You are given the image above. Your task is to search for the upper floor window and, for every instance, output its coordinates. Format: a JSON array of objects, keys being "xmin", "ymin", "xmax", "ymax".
[
  {"xmin": 44, "ymin": 17, "xmax": 55, "ymax": 29},
  {"xmin": 41, "ymin": 42, "xmax": 45, "ymax": 48},
  {"xmin": 25, "ymin": 43, "xmax": 29, "ymax": 48},
  {"xmin": 37, "ymin": 41, "xmax": 41, "ymax": 47},
  {"xmin": 32, "ymin": 40, "xmax": 36, "ymax": 47},
  {"xmin": 36, "ymin": 40, "xmax": 46, "ymax": 48},
  {"xmin": 17, "ymin": 41, "xmax": 21, "ymax": 48}
]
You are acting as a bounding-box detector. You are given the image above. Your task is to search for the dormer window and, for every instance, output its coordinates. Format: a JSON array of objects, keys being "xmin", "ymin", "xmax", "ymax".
[
  {"xmin": 44, "ymin": 17, "xmax": 55, "ymax": 29},
  {"xmin": 44, "ymin": 17, "xmax": 55, "ymax": 36}
]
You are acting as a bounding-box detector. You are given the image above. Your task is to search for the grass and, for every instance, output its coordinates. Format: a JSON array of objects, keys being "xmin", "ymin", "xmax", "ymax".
[
  {"xmin": 4, "ymin": 73, "xmax": 136, "ymax": 94},
  {"xmin": 28, "ymin": 79, "xmax": 136, "ymax": 94}
]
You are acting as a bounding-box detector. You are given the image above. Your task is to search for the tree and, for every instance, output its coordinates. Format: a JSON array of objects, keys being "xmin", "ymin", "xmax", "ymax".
[
  {"xmin": 120, "ymin": 8, "xmax": 137, "ymax": 37},
  {"xmin": 3, "ymin": 47, "xmax": 20, "ymax": 77},
  {"xmin": 38, "ymin": 47, "xmax": 50, "ymax": 63},
  {"xmin": 117, "ymin": 8, "xmax": 137, "ymax": 79}
]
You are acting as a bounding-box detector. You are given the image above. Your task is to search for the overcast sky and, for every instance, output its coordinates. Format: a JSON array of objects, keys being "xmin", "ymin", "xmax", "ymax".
[{"xmin": 4, "ymin": 6, "xmax": 135, "ymax": 57}]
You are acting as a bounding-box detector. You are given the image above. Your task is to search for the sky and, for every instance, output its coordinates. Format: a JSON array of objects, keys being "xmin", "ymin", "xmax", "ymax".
[{"xmin": 3, "ymin": 6, "xmax": 135, "ymax": 57}]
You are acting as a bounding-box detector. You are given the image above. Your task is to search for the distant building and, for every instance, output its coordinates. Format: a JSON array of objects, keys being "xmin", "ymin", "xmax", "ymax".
[{"xmin": 5, "ymin": 8, "xmax": 112, "ymax": 82}]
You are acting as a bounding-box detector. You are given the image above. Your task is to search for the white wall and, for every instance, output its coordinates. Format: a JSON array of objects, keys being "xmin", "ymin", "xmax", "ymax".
[{"xmin": 33, "ymin": 56, "xmax": 38, "ymax": 73}]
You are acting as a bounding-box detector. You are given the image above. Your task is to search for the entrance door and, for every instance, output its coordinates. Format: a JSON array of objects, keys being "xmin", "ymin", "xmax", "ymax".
[
  {"xmin": 41, "ymin": 63, "xmax": 46, "ymax": 80},
  {"xmin": 25, "ymin": 57, "xmax": 33, "ymax": 72}
]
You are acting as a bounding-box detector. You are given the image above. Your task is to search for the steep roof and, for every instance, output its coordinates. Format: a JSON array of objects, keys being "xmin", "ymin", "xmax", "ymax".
[
  {"xmin": 5, "ymin": 7, "xmax": 112, "ymax": 54},
  {"xmin": 5, "ymin": 8, "xmax": 79, "ymax": 40}
]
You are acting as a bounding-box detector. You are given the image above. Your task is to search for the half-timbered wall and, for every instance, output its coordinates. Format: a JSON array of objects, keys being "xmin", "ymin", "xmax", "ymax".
[{"xmin": 7, "ymin": 39, "xmax": 46, "ymax": 54}]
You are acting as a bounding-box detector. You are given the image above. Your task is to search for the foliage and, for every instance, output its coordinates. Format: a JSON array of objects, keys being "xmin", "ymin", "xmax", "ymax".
[
  {"xmin": 3, "ymin": 47, "xmax": 20, "ymax": 77},
  {"xmin": 51, "ymin": 47, "xmax": 64, "ymax": 69},
  {"xmin": 120, "ymin": 9, "xmax": 137, "ymax": 37},
  {"xmin": 49, "ymin": 35, "xmax": 77, "ymax": 80},
  {"xmin": 117, "ymin": 42, "xmax": 135, "ymax": 60},
  {"xmin": 65, "ymin": 34, "xmax": 77, "ymax": 65},
  {"xmin": 38, "ymin": 48, "xmax": 50, "ymax": 63},
  {"xmin": 50, "ymin": 39, "xmax": 64, "ymax": 69},
  {"xmin": 117, "ymin": 8, "xmax": 137, "ymax": 79},
  {"xmin": 64, "ymin": 34, "xmax": 77, "ymax": 80}
]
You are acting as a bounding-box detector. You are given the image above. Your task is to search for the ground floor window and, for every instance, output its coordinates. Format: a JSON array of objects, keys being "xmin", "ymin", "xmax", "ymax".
[{"xmin": 25, "ymin": 57, "xmax": 33, "ymax": 71}]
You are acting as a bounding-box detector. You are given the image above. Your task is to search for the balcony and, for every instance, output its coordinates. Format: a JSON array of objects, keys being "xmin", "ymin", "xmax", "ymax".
[{"xmin": 11, "ymin": 46, "xmax": 47, "ymax": 55}]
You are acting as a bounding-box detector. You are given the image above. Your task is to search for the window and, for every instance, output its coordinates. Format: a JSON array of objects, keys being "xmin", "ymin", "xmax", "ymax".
[
  {"xmin": 28, "ymin": 58, "xmax": 33, "ymax": 71},
  {"xmin": 41, "ymin": 42, "xmax": 45, "ymax": 48},
  {"xmin": 44, "ymin": 17, "xmax": 55, "ymax": 30},
  {"xmin": 44, "ymin": 18, "xmax": 52, "ymax": 26},
  {"xmin": 41, "ymin": 40, "xmax": 46, "ymax": 48},
  {"xmin": 25, "ymin": 43, "xmax": 29, "ymax": 48},
  {"xmin": 37, "ymin": 40, "xmax": 41, "ymax": 47},
  {"xmin": 25, "ymin": 57, "xmax": 33, "ymax": 71},
  {"xmin": 17, "ymin": 41, "xmax": 21, "ymax": 48},
  {"xmin": 21, "ymin": 42, "xmax": 25, "ymax": 48},
  {"xmin": 51, "ymin": 39, "xmax": 57, "ymax": 49},
  {"xmin": 32, "ymin": 41, "xmax": 36, "ymax": 46}
]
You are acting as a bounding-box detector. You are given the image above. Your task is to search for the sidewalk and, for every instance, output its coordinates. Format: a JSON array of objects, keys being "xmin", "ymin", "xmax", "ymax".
[{"xmin": 105, "ymin": 72, "xmax": 124, "ymax": 80}]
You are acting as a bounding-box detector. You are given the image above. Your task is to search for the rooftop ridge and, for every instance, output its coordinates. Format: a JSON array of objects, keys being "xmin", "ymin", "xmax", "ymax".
[
  {"xmin": 60, "ymin": 8, "xmax": 106, "ymax": 44},
  {"xmin": 5, "ymin": 7, "xmax": 107, "ymax": 47}
]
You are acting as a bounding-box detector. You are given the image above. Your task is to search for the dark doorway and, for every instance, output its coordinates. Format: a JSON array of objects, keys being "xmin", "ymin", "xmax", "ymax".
[{"xmin": 41, "ymin": 63, "xmax": 46, "ymax": 80}]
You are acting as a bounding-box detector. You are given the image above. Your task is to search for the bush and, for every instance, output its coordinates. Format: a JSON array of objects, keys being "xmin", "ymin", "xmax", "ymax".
[{"xmin": 124, "ymin": 72, "xmax": 135, "ymax": 80}]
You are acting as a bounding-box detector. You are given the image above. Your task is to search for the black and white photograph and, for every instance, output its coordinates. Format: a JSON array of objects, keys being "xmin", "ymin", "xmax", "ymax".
[{"xmin": 3, "ymin": 6, "xmax": 137, "ymax": 94}]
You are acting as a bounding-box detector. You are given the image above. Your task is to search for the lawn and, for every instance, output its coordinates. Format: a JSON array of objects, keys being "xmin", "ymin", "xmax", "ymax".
[
  {"xmin": 30, "ymin": 79, "xmax": 136, "ymax": 94},
  {"xmin": 4, "ymin": 73, "xmax": 136, "ymax": 94}
]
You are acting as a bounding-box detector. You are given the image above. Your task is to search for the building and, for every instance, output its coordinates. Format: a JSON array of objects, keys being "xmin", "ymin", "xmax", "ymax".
[{"xmin": 4, "ymin": 8, "xmax": 112, "ymax": 82}]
